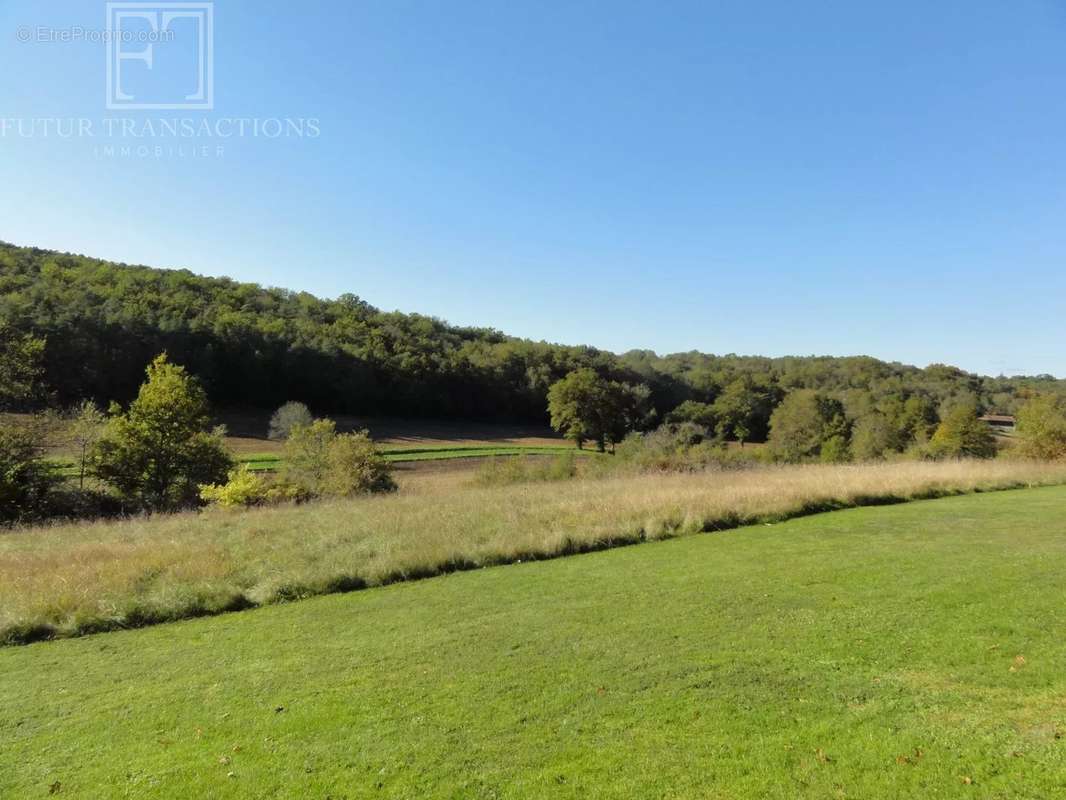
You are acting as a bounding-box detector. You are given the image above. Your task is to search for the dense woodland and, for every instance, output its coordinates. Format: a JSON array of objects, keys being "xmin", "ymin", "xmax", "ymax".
[{"xmin": 2, "ymin": 240, "xmax": 1064, "ymax": 437}]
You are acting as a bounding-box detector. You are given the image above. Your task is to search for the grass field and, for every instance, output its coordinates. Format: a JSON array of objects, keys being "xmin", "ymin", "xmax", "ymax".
[
  {"xmin": 33, "ymin": 409, "xmax": 581, "ymax": 476},
  {"xmin": 4, "ymin": 486, "xmax": 1066, "ymax": 798},
  {"xmin": 238, "ymin": 444, "xmax": 586, "ymax": 471},
  {"xmin": 45, "ymin": 445, "xmax": 586, "ymax": 477},
  {"xmin": 216, "ymin": 413, "xmax": 568, "ymax": 456},
  {"xmin": 3, "ymin": 460, "xmax": 1066, "ymax": 646}
]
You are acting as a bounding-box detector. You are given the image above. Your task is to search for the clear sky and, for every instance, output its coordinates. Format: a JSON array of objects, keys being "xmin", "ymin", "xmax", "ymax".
[{"xmin": 2, "ymin": 1, "xmax": 1065, "ymax": 377}]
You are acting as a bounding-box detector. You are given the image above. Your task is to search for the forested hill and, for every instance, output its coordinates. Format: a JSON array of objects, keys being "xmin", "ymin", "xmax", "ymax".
[{"xmin": 1, "ymin": 241, "xmax": 1062, "ymax": 427}]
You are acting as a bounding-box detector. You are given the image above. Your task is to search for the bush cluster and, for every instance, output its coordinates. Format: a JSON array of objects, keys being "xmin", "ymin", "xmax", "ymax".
[
  {"xmin": 2, "ymin": 357, "xmax": 399, "ymax": 526},
  {"xmin": 0, "ymin": 415, "xmax": 127, "ymax": 525},
  {"xmin": 198, "ymin": 465, "xmax": 307, "ymax": 508},
  {"xmin": 612, "ymin": 423, "xmax": 767, "ymax": 473},
  {"xmin": 199, "ymin": 418, "xmax": 395, "ymax": 508},
  {"xmin": 0, "ymin": 422, "xmax": 58, "ymax": 524},
  {"xmin": 473, "ymin": 452, "xmax": 578, "ymax": 486}
]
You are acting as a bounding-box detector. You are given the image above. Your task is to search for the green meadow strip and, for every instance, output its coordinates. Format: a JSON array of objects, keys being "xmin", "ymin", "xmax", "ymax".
[{"xmin": 238, "ymin": 445, "xmax": 586, "ymax": 471}]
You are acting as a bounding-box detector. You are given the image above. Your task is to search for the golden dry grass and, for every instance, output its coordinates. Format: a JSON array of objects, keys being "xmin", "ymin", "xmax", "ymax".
[{"xmin": 3, "ymin": 459, "xmax": 1065, "ymax": 644}]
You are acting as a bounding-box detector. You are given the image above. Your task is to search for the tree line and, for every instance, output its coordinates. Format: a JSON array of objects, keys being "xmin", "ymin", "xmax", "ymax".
[
  {"xmin": 4, "ymin": 348, "xmax": 1066, "ymax": 526},
  {"xmin": 3, "ymin": 241, "xmax": 1065, "ymax": 432},
  {"xmin": 545, "ymin": 368, "xmax": 1037, "ymax": 462}
]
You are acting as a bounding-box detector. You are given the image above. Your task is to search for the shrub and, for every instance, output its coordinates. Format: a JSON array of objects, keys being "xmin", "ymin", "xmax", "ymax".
[
  {"xmin": 268, "ymin": 401, "xmax": 313, "ymax": 441},
  {"xmin": 263, "ymin": 480, "xmax": 314, "ymax": 505},
  {"xmin": 200, "ymin": 465, "xmax": 270, "ymax": 508},
  {"xmin": 665, "ymin": 401, "xmax": 717, "ymax": 429},
  {"xmin": 611, "ymin": 422, "xmax": 763, "ymax": 473},
  {"xmin": 615, "ymin": 423, "xmax": 710, "ymax": 470},
  {"xmin": 322, "ymin": 431, "xmax": 396, "ymax": 496},
  {"xmin": 474, "ymin": 456, "xmax": 530, "ymax": 486},
  {"xmin": 38, "ymin": 485, "xmax": 124, "ymax": 521},
  {"xmin": 281, "ymin": 418, "xmax": 337, "ymax": 490},
  {"xmin": 473, "ymin": 452, "xmax": 579, "ymax": 486},
  {"xmin": 282, "ymin": 420, "xmax": 395, "ymax": 497},
  {"xmin": 92, "ymin": 354, "xmax": 233, "ymax": 511},
  {"xmin": 0, "ymin": 420, "xmax": 57, "ymax": 524},
  {"xmin": 0, "ymin": 413, "xmax": 123, "ymax": 525},
  {"xmin": 200, "ymin": 465, "xmax": 312, "ymax": 509}
]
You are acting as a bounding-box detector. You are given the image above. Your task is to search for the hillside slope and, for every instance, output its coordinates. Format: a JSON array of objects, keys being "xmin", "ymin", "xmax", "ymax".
[
  {"xmin": 3, "ymin": 241, "xmax": 1063, "ymax": 424},
  {"xmin": 4, "ymin": 487, "xmax": 1066, "ymax": 798}
]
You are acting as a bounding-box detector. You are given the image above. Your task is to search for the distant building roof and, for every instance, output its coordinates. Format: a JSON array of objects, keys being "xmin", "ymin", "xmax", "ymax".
[{"xmin": 979, "ymin": 414, "xmax": 1016, "ymax": 425}]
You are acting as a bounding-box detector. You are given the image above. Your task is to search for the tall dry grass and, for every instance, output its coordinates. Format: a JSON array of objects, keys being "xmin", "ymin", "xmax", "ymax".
[{"xmin": 3, "ymin": 459, "xmax": 1065, "ymax": 644}]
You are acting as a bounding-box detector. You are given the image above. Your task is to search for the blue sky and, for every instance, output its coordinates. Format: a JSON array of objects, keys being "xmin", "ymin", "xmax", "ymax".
[{"xmin": 2, "ymin": 1, "xmax": 1065, "ymax": 377}]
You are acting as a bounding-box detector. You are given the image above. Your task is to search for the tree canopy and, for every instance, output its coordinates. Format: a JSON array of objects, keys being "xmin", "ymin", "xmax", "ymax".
[
  {"xmin": 268, "ymin": 401, "xmax": 313, "ymax": 441},
  {"xmin": 3, "ymin": 240, "xmax": 1064, "ymax": 439},
  {"xmin": 928, "ymin": 404, "xmax": 998, "ymax": 460},
  {"xmin": 767, "ymin": 390, "xmax": 850, "ymax": 463},
  {"xmin": 0, "ymin": 325, "xmax": 45, "ymax": 410},
  {"xmin": 1016, "ymin": 395, "xmax": 1066, "ymax": 461},
  {"xmin": 547, "ymin": 369, "xmax": 651, "ymax": 451}
]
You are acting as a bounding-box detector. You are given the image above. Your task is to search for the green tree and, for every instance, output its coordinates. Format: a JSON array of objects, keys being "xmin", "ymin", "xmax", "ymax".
[
  {"xmin": 92, "ymin": 354, "xmax": 233, "ymax": 511},
  {"xmin": 548, "ymin": 369, "xmax": 606, "ymax": 449},
  {"xmin": 268, "ymin": 401, "xmax": 313, "ymax": 441},
  {"xmin": 547, "ymin": 369, "xmax": 651, "ymax": 452},
  {"xmin": 1016, "ymin": 395, "xmax": 1066, "ymax": 460},
  {"xmin": 323, "ymin": 430, "xmax": 396, "ymax": 496},
  {"xmin": 66, "ymin": 400, "xmax": 106, "ymax": 490},
  {"xmin": 928, "ymin": 404, "xmax": 997, "ymax": 459},
  {"xmin": 604, "ymin": 381, "xmax": 655, "ymax": 449},
  {"xmin": 850, "ymin": 412, "xmax": 902, "ymax": 460},
  {"xmin": 711, "ymin": 378, "xmax": 775, "ymax": 445},
  {"xmin": 900, "ymin": 395, "xmax": 939, "ymax": 444},
  {"xmin": 0, "ymin": 327, "xmax": 45, "ymax": 410},
  {"xmin": 768, "ymin": 390, "xmax": 850, "ymax": 462}
]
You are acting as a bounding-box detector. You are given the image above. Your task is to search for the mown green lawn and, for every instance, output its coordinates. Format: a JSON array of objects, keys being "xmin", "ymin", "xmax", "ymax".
[{"xmin": 3, "ymin": 487, "xmax": 1066, "ymax": 798}]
